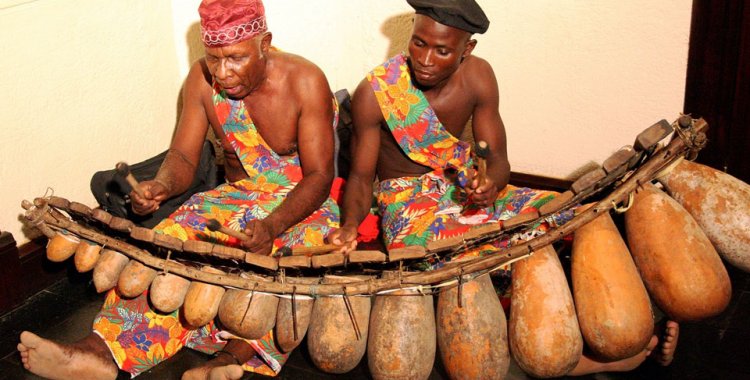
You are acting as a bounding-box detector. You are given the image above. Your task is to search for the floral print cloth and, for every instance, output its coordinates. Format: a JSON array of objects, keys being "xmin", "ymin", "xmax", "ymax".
[
  {"xmin": 368, "ymin": 54, "xmax": 573, "ymax": 270},
  {"xmin": 93, "ymin": 84, "xmax": 339, "ymax": 377},
  {"xmin": 153, "ymin": 83, "xmax": 340, "ymax": 253}
]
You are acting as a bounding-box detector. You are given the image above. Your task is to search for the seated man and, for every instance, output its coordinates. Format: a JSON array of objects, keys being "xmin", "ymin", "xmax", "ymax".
[
  {"xmin": 18, "ymin": 0, "xmax": 338, "ymax": 379},
  {"xmin": 329, "ymin": 0, "xmax": 678, "ymax": 375}
]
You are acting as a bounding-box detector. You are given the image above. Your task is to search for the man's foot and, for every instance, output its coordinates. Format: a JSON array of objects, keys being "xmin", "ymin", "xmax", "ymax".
[
  {"xmin": 653, "ymin": 320, "xmax": 679, "ymax": 366},
  {"xmin": 603, "ymin": 335, "xmax": 659, "ymax": 372},
  {"xmin": 568, "ymin": 335, "xmax": 659, "ymax": 375},
  {"xmin": 208, "ymin": 364, "xmax": 244, "ymax": 380},
  {"xmin": 182, "ymin": 361, "xmax": 244, "ymax": 380},
  {"xmin": 17, "ymin": 331, "xmax": 118, "ymax": 380},
  {"xmin": 183, "ymin": 339, "xmax": 255, "ymax": 380}
]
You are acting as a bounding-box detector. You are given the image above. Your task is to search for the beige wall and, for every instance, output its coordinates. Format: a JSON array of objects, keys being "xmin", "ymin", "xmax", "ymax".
[{"xmin": 0, "ymin": 0, "xmax": 692, "ymax": 244}]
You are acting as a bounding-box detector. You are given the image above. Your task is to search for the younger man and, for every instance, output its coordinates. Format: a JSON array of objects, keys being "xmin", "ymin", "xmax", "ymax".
[{"xmin": 330, "ymin": 0, "xmax": 678, "ymax": 375}]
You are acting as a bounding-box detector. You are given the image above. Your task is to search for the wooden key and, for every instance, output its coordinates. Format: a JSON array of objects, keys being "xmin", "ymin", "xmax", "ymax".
[
  {"xmin": 348, "ymin": 250, "xmax": 387, "ymax": 263},
  {"xmin": 602, "ymin": 146, "xmax": 637, "ymax": 174},
  {"xmin": 388, "ymin": 246, "xmax": 427, "ymax": 261},
  {"xmin": 539, "ymin": 190, "xmax": 574, "ymax": 215},
  {"xmin": 571, "ymin": 168, "xmax": 606, "ymax": 195},
  {"xmin": 292, "ymin": 243, "xmax": 343, "ymax": 256},
  {"xmin": 130, "ymin": 226, "xmax": 156, "ymax": 243},
  {"xmin": 183, "ymin": 240, "xmax": 214, "ymax": 255},
  {"xmin": 91, "ymin": 208, "xmax": 113, "ymax": 225},
  {"xmin": 279, "ymin": 255, "xmax": 311, "ymax": 268},
  {"xmin": 312, "ymin": 252, "xmax": 346, "ymax": 268},
  {"xmin": 502, "ymin": 211, "xmax": 540, "ymax": 230},
  {"xmin": 245, "ymin": 252, "xmax": 279, "ymax": 271},
  {"xmin": 634, "ymin": 119, "xmax": 673, "ymax": 152},
  {"xmin": 211, "ymin": 244, "xmax": 246, "ymax": 261},
  {"xmin": 153, "ymin": 233, "xmax": 183, "ymax": 251},
  {"xmin": 426, "ymin": 236, "xmax": 463, "ymax": 253}
]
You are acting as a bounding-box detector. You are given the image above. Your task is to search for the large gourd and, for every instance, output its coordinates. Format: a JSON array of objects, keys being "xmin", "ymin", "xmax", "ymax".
[
  {"xmin": 150, "ymin": 273, "xmax": 190, "ymax": 313},
  {"xmin": 437, "ymin": 273, "xmax": 509, "ymax": 380},
  {"xmin": 307, "ymin": 275, "xmax": 371, "ymax": 374},
  {"xmin": 275, "ymin": 277, "xmax": 317, "ymax": 353},
  {"xmin": 509, "ymin": 244, "xmax": 582, "ymax": 378},
  {"xmin": 624, "ymin": 182, "xmax": 731, "ymax": 321},
  {"xmin": 572, "ymin": 209, "xmax": 653, "ymax": 360},
  {"xmin": 117, "ymin": 260, "xmax": 157, "ymax": 298},
  {"xmin": 218, "ymin": 276, "xmax": 279, "ymax": 340},
  {"xmin": 93, "ymin": 249, "xmax": 130, "ymax": 293},
  {"xmin": 182, "ymin": 267, "xmax": 226, "ymax": 327},
  {"xmin": 369, "ymin": 271, "xmax": 436, "ymax": 380},
  {"xmin": 658, "ymin": 158, "xmax": 750, "ymax": 272}
]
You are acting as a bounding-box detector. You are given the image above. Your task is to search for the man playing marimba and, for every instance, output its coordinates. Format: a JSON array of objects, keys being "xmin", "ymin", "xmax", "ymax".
[
  {"xmin": 18, "ymin": 1, "xmax": 339, "ymax": 379},
  {"xmin": 329, "ymin": 0, "xmax": 678, "ymax": 375}
]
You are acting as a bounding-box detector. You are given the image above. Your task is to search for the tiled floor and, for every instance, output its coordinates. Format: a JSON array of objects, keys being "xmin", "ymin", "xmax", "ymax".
[{"xmin": 2, "ymin": 263, "xmax": 749, "ymax": 380}]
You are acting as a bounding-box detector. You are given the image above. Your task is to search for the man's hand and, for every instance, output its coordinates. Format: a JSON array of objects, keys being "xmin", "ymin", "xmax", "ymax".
[
  {"xmin": 327, "ymin": 225, "xmax": 359, "ymax": 253},
  {"xmin": 242, "ymin": 219, "xmax": 277, "ymax": 255},
  {"xmin": 465, "ymin": 169, "xmax": 499, "ymax": 208},
  {"xmin": 130, "ymin": 180, "xmax": 170, "ymax": 215}
]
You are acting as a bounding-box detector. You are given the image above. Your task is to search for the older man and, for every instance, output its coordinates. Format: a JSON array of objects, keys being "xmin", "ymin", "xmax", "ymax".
[
  {"xmin": 18, "ymin": 1, "xmax": 338, "ymax": 379},
  {"xmin": 329, "ymin": 0, "xmax": 678, "ymax": 376}
]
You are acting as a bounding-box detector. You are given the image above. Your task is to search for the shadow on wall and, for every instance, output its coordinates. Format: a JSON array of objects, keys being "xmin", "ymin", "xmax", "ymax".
[
  {"xmin": 186, "ymin": 21, "xmax": 204, "ymax": 67},
  {"xmin": 177, "ymin": 21, "xmax": 224, "ymax": 164},
  {"xmin": 171, "ymin": 21, "xmax": 206, "ymax": 143},
  {"xmin": 380, "ymin": 12, "xmax": 413, "ymax": 60}
]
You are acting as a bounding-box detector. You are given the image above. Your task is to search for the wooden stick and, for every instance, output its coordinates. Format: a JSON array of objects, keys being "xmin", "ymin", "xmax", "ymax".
[
  {"xmin": 474, "ymin": 140, "xmax": 489, "ymax": 186},
  {"xmin": 291, "ymin": 243, "xmax": 342, "ymax": 256},
  {"xmin": 206, "ymin": 219, "xmax": 250, "ymax": 241},
  {"xmin": 115, "ymin": 162, "xmax": 146, "ymax": 198}
]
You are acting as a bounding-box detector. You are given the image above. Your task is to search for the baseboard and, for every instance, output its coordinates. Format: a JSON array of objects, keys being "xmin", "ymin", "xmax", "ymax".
[
  {"xmin": 509, "ymin": 171, "xmax": 572, "ymax": 192},
  {"xmin": 0, "ymin": 233, "xmax": 68, "ymax": 316}
]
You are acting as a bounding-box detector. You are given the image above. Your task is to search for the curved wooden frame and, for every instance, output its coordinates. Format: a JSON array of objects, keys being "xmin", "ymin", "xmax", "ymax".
[{"xmin": 23, "ymin": 118, "xmax": 707, "ymax": 296}]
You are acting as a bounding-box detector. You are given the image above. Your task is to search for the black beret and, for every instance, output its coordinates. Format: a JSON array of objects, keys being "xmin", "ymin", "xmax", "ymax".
[{"xmin": 407, "ymin": 0, "xmax": 489, "ymax": 34}]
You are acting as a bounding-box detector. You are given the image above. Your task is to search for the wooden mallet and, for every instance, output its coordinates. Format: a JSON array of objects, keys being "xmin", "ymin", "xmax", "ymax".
[
  {"xmin": 115, "ymin": 162, "xmax": 146, "ymax": 198},
  {"xmin": 206, "ymin": 218, "xmax": 250, "ymax": 242},
  {"xmin": 291, "ymin": 243, "xmax": 344, "ymax": 256},
  {"xmin": 474, "ymin": 140, "xmax": 489, "ymax": 186}
]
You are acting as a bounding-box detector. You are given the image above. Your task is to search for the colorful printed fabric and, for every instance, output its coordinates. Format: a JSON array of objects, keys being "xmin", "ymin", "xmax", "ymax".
[
  {"xmin": 94, "ymin": 289, "xmax": 284, "ymax": 377},
  {"xmin": 368, "ymin": 54, "xmax": 573, "ymax": 269},
  {"xmin": 368, "ymin": 54, "xmax": 474, "ymax": 187},
  {"xmin": 94, "ymin": 84, "xmax": 339, "ymax": 377},
  {"xmin": 153, "ymin": 83, "xmax": 340, "ymax": 252}
]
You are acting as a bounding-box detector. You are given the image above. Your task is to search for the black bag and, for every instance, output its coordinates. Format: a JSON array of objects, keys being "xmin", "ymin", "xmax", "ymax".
[
  {"xmin": 334, "ymin": 89, "xmax": 353, "ymax": 179},
  {"xmin": 90, "ymin": 140, "xmax": 219, "ymax": 228}
]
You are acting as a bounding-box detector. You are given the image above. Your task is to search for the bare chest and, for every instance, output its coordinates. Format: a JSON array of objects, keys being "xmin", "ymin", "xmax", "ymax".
[
  {"xmin": 209, "ymin": 97, "xmax": 300, "ymax": 157},
  {"xmin": 423, "ymin": 86, "xmax": 474, "ymax": 137}
]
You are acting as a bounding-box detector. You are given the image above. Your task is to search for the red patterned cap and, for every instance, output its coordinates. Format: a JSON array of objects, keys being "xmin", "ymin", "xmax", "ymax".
[{"xmin": 199, "ymin": 0, "xmax": 267, "ymax": 47}]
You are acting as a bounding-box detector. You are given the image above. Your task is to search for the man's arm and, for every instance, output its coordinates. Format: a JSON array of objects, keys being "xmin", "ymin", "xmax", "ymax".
[
  {"xmin": 243, "ymin": 65, "xmax": 335, "ymax": 254},
  {"xmin": 466, "ymin": 59, "xmax": 510, "ymax": 206},
  {"xmin": 131, "ymin": 61, "xmax": 211, "ymax": 215},
  {"xmin": 329, "ymin": 78, "xmax": 383, "ymax": 249}
]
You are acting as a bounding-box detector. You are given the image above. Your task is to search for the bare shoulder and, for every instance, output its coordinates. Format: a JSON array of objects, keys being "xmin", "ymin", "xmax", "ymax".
[
  {"xmin": 184, "ymin": 58, "xmax": 214, "ymax": 98},
  {"xmin": 462, "ymin": 55, "xmax": 495, "ymax": 78},
  {"xmin": 460, "ymin": 55, "xmax": 499, "ymax": 99},
  {"xmin": 271, "ymin": 51, "xmax": 330, "ymax": 94},
  {"xmin": 352, "ymin": 77, "xmax": 384, "ymax": 127}
]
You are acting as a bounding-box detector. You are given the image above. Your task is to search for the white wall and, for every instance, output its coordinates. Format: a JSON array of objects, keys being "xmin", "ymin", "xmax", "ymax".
[{"xmin": 1, "ymin": 0, "xmax": 692, "ymax": 244}]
